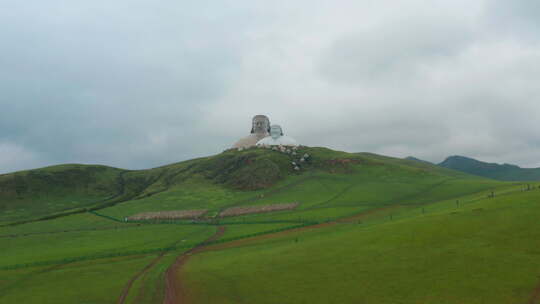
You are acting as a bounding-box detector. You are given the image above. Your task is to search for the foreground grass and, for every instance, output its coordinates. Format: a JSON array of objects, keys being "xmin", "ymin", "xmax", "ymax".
[
  {"xmin": 0, "ymin": 224, "xmax": 214, "ymax": 268},
  {"xmin": 0, "ymin": 223, "xmax": 217, "ymax": 304},
  {"xmin": 183, "ymin": 189, "xmax": 540, "ymax": 304},
  {"xmin": 0, "ymin": 254, "xmax": 155, "ymax": 304}
]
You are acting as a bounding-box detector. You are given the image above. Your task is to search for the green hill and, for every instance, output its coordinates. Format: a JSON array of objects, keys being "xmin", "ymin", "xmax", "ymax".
[
  {"xmin": 439, "ymin": 155, "xmax": 540, "ymax": 181},
  {"xmin": 0, "ymin": 164, "xmax": 125, "ymax": 224},
  {"xmin": 0, "ymin": 147, "xmax": 494, "ymax": 226},
  {"xmin": 1, "ymin": 146, "xmax": 538, "ymax": 304}
]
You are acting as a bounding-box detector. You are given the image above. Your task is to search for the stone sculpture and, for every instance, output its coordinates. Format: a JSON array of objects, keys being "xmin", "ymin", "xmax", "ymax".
[
  {"xmin": 256, "ymin": 124, "xmax": 298, "ymax": 147},
  {"xmin": 232, "ymin": 115, "xmax": 271, "ymax": 149}
]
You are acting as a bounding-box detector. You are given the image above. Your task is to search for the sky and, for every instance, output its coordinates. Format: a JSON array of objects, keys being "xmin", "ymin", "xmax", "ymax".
[{"xmin": 1, "ymin": 0, "xmax": 539, "ymax": 173}]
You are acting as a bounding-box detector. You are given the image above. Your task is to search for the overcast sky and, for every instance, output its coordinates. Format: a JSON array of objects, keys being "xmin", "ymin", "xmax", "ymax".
[{"xmin": 1, "ymin": 0, "xmax": 539, "ymax": 173}]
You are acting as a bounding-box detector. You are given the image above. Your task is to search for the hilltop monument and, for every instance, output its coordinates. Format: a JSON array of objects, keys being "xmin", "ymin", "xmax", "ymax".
[
  {"xmin": 232, "ymin": 115, "xmax": 271, "ymax": 148},
  {"xmin": 257, "ymin": 124, "xmax": 298, "ymax": 147}
]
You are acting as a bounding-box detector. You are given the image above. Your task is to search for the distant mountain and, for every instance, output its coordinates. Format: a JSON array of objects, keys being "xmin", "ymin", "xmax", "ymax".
[
  {"xmin": 404, "ymin": 156, "xmax": 432, "ymax": 164},
  {"xmin": 439, "ymin": 155, "xmax": 540, "ymax": 181}
]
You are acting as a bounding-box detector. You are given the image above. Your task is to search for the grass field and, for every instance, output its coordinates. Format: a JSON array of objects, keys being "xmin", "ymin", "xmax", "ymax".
[
  {"xmin": 183, "ymin": 188, "xmax": 540, "ymax": 304},
  {"xmin": 0, "ymin": 254, "xmax": 159, "ymax": 304},
  {"xmin": 1, "ymin": 147, "xmax": 538, "ymax": 303}
]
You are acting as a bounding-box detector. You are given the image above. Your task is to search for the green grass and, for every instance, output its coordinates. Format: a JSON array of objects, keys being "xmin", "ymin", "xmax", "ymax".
[
  {"xmin": 1, "ymin": 147, "xmax": 538, "ymax": 303},
  {"xmin": 0, "ymin": 212, "xmax": 135, "ymax": 236},
  {"xmin": 0, "ymin": 164, "xmax": 125, "ymax": 224},
  {"xmin": 0, "ymin": 254, "xmax": 157, "ymax": 304},
  {"xmin": 0, "ymin": 222, "xmax": 215, "ymax": 268},
  {"xmin": 99, "ymin": 176, "xmax": 261, "ymax": 219},
  {"xmin": 183, "ymin": 188, "xmax": 540, "ymax": 304},
  {"xmin": 0, "ymin": 223, "xmax": 217, "ymax": 304},
  {"xmin": 220, "ymin": 223, "xmax": 295, "ymax": 240}
]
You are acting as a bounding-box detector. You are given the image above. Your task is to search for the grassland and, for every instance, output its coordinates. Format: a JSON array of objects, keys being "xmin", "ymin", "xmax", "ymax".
[
  {"xmin": 183, "ymin": 188, "xmax": 540, "ymax": 304},
  {"xmin": 0, "ymin": 255, "xmax": 157, "ymax": 304},
  {"xmin": 0, "ymin": 146, "xmax": 538, "ymax": 303}
]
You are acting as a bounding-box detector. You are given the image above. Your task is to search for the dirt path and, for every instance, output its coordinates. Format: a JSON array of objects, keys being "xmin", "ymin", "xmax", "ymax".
[
  {"xmin": 117, "ymin": 252, "xmax": 168, "ymax": 304},
  {"xmin": 162, "ymin": 206, "xmax": 399, "ymax": 303},
  {"xmin": 163, "ymin": 226, "xmax": 226, "ymax": 304},
  {"xmin": 117, "ymin": 227, "xmax": 218, "ymax": 304},
  {"xmin": 529, "ymin": 279, "xmax": 540, "ymax": 304}
]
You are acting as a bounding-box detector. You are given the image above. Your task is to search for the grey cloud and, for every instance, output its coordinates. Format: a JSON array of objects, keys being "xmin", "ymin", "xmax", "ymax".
[
  {"xmin": 1, "ymin": 0, "xmax": 540, "ymax": 173},
  {"xmin": 319, "ymin": 16, "xmax": 476, "ymax": 84},
  {"xmin": 0, "ymin": 142, "xmax": 41, "ymax": 173},
  {"xmin": 0, "ymin": 0, "xmax": 250, "ymax": 171},
  {"xmin": 484, "ymin": 0, "xmax": 540, "ymax": 44}
]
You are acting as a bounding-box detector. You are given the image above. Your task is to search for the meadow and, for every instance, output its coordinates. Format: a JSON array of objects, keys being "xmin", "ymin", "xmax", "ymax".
[
  {"xmin": 183, "ymin": 188, "xmax": 540, "ymax": 304},
  {"xmin": 1, "ymin": 147, "xmax": 538, "ymax": 303}
]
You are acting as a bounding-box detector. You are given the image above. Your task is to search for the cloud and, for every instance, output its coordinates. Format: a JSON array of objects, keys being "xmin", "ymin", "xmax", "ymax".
[
  {"xmin": 0, "ymin": 143, "xmax": 41, "ymax": 174},
  {"xmin": 319, "ymin": 18, "xmax": 476, "ymax": 84},
  {"xmin": 485, "ymin": 0, "xmax": 540, "ymax": 43},
  {"xmin": 1, "ymin": 0, "xmax": 540, "ymax": 173}
]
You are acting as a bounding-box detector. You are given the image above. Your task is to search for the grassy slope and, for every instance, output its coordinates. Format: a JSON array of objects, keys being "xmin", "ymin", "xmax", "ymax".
[
  {"xmin": 0, "ymin": 255, "xmax": 156, "ymax": 304},
  {"xmin": 184, "ymin": 188, "xmax": 540, "ymax": 304},
  {"xmin": 0, "ymin": 164, "xmax": 124, "ymax": 224},
  {"xmin": 0, "ymin": 147, "xmax": 535, "ymax": 304},
  {"xmin": 1, "ymin": 147, "xmax": 501, "ymax": 225},
  {"xmin": 99, "ymin": 147, "xmax": 507, "ymax": 222},
  {"xmin": 0, "ymin": 221, "xmax": 216, "ymax": 304},
  {"xmin": 0, "ymin": 224, "xmax": 213, "ymax": 267}
]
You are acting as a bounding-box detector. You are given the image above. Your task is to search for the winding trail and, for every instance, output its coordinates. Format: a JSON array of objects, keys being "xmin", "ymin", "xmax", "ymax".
[
  {"xmin": 162, "ymin": 206, "xmax": 398, "ymax": 303},
  {"xmin": 116, "ymin": 252, "xmax": 168, "ymax": 304},
  {"xmin": 117, "ymin": 227, "xmax": 220, "ymax": 304},
  {"xmin": 163, "ymin": 226, "xmax": 227, "ymax": 304}
]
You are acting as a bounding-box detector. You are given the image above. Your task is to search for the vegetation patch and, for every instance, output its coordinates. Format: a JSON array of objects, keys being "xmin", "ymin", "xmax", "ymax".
[
  {"xmin": 127, "ymin": 210, "xmax": 208, "ymax": 221},
  {"xmin": 226, "ymin": 158, "xmax": 283, "ymax": 190},
  {"xmin": 219, "ymin": 203, "xmax": 299, "ymax": 217},
  {"xmin": 323, "ymin": 158, "xmax": 362, "ymax": 173}
]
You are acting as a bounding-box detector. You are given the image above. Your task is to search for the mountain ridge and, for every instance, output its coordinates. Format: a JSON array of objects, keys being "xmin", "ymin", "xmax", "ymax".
[{"xmin": 438, "ymin": 155, "xmax": 540, "ymax": 181}]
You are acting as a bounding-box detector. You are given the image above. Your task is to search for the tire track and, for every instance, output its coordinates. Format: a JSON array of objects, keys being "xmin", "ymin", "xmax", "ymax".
[
  {"xmin": 116, "ymin": 250, "xmax": 169, "ymax": 304},
  {"xmin": 163, "ymin": 206, "xmax": 397, "ymax": 303},
  {"xmin": 163, "ymin": 226, "xmax": 226, "ymax": 304},
  {"xmin": 116, "ymin": 227, "xmax": 214, "ymax": 304}
]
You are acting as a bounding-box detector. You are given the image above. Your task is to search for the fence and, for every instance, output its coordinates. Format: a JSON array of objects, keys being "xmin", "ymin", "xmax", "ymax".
[{"xmin": 90, "ymin": 210, "xmax": 319, "ymax": 226}]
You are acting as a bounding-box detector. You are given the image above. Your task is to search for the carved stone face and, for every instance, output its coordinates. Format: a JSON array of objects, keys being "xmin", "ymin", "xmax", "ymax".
[
  {"xmin": 251, "ymin": 115, "xmax": 270, "ymax": 134},
  {"xmin": 270, "ymin": 125, "xmax": 283, "ymax": 139}
]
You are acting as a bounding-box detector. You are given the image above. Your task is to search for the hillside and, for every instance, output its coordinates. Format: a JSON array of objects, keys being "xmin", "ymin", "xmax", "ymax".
[
  {"xmin": 183, "ymin": 183, "xmax": 540, "ymax": 304},
  {"xmin": 0, "ymin": 147, "xmax": 491, "ymax": 226},
  {"xmin": 439, "ymin": 155, "xmax": 540, "ymax": 181},
  {"xmin": 2, "ymin": 146, "xmax": 536, "ymax": 304},
  {"xmin": 0, "ymin": 165, "xmax": 125, "ymax": 224}
]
